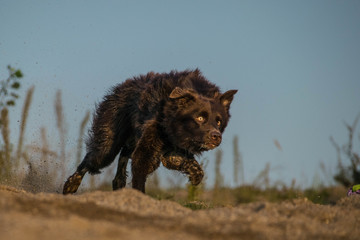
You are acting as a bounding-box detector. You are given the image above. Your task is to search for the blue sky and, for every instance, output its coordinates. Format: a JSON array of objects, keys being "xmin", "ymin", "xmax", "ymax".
[{"xmin": 1, "ymin": 1, "xmax": 360, "ymax": 188}]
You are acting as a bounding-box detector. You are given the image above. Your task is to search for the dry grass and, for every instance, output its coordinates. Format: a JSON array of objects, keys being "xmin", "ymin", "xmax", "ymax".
[
  {"xmin": 0, "ymin": 68, "xmax": 354, "ymax": 206},
  {"xmin": 76, "ymin": 110, "xmax": 90, "ymax": 165},
  {"xmin": 0, "ymin": 108, "xmax": 11, "ymax": 181},
  {"xmin": 16, "ymin": 86, "xmax": 34, "ymax": 166}
]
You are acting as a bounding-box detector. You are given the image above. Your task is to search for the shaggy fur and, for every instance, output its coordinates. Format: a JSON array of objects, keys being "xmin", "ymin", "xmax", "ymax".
[{"xmin": 63, "ymin": 69, "xmax": 237, "ymax": 194}]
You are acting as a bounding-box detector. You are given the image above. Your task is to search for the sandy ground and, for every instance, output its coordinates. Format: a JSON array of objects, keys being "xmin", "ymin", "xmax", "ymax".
[{"xmin": 0, "ymin": 185, "xmax": 359, "ymax": 240}]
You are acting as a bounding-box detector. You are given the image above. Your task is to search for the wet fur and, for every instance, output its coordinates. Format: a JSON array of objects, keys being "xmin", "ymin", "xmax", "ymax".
[{"xmin": 63, "ymin": 69, "xmax": 237, "ymax": 194}]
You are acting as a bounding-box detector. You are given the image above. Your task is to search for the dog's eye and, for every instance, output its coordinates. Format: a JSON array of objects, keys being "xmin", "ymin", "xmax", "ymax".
[
  {"xmin": 217, "ymin": 120, "xmax": 222, "ymax": 126},
  {"xmin": 196, "ymin": 116, "xmax": 205, "ymax": 122}
]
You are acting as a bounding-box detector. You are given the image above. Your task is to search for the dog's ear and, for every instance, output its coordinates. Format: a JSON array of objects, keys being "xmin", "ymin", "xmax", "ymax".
[
  {"xmin": 220, "ymin": 90, "xmax": 237, "ymax": 110},
  {"xmin": 169, "ymin": 87, "xmax": 197, "ymax": 100}
]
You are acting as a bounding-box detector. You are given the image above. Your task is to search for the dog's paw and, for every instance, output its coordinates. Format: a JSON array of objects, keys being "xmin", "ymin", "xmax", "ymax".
[
  {"xmin": 63, "ymin": 172, "xmax": 84, "ymax": 194},
  {"xmin": 189, "ymin": 169, "xmax": 204, "ymax": 186}
]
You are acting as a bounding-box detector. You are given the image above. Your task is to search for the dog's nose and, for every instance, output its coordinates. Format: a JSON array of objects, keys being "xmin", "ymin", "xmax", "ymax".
[{"xmin": 210, "ymin": 131, "xmax": 222, "ymax": 143}]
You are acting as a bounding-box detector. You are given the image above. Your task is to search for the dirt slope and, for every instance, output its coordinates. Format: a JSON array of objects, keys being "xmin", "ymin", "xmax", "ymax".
[{"xmin": 0, "ymin": 185, "xmax": 359, "ymax": 240}]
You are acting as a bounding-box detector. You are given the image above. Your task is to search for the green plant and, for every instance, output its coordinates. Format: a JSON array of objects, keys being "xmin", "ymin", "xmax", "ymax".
[
  {"xmin": 183, "ymin": 201, "xmax": 210, "ymax": 210},
  {"xmin": 186, "ymin": 183, "xmax": 198, "ymax": 201},
  {"xmin": 186, "ymin": 157, "xmax": 208, "ymax": 201},
  {"xmin": 330, "ymin": 114, "xmax": 360, "ymax": 187},
  {"xmin": 0, "ymin": 65, "xmax": 24, "ymax": 182},
  {"xmin": 0, "ymin": 65, "xmax": 23, "ymax": 110}
]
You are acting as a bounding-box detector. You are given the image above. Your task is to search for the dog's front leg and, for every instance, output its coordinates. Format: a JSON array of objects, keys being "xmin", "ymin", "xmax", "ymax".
[
  {"xmin": 161, "ymin": 154, "xmax": 204, "ymax": 186},
  {"xmin": 131, "ymin": 120, "xmax": 163, "ymax": 193},
  {"xmin": 182, "ymin": 158, "xmax": 204, "ymax": 186}
]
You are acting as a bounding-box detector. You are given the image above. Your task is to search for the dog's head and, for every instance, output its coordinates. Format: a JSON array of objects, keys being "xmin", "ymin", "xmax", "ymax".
[{"xmin": 164, "ymin": 87, "xmax": 237, "ymax": 154}]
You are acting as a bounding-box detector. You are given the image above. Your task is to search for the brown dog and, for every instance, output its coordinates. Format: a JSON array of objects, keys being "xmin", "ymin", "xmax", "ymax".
[{"xmin": 63, "ymin": 69, "xmax": 237, "ymax": 194}]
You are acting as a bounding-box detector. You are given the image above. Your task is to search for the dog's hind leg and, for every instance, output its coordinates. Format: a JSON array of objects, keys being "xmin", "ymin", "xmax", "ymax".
[
  {"xmin": 63, "ymin": 156, "xmax": 89, "ymax": 194},
  {"xmin": 112, "ymin": 147, "xmax": 132, "ymax": 190},
  {"xmin": 63, "ymin": 145, "xmax": 122, "ymax": 195}
]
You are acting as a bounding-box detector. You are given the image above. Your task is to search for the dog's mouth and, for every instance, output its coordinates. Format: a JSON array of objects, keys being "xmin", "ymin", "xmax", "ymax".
[
  {"xmin": 201, "ymin": 142, "xmax": 220, "ymax": 151},
  {"xmin": 186, "ymin": 138, "xmax": 222, "ymax": 153}
]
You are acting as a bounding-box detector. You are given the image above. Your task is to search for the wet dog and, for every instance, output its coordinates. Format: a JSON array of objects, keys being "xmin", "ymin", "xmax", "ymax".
[{"xmin": 63, "ymin": 69, "xmax": 237, "ymax": 194}]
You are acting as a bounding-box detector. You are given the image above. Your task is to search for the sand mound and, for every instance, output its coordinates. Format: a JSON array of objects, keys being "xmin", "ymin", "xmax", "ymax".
[{"xmin": 0, "ymin": 185, "xmax": 359, "ymax": 240}]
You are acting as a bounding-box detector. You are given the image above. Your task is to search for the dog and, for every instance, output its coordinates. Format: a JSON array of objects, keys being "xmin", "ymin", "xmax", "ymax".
[{"xmin": 63, "ymin": 69, "xmax": 237, "ymax": 194}]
